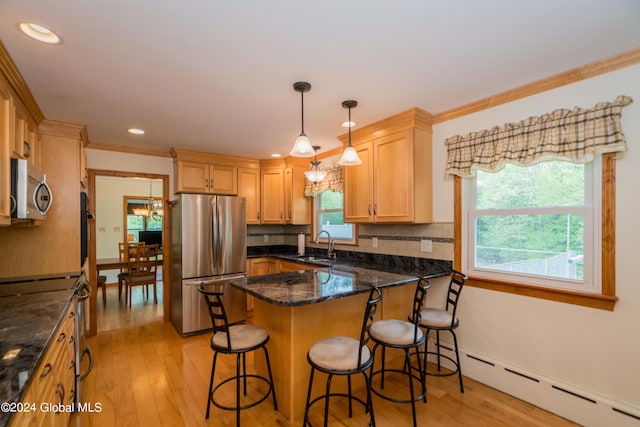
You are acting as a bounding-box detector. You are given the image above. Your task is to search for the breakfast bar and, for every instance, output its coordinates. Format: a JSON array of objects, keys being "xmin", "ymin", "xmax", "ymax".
[{"xmin": 232, "ymin": 265, "xmax": 421, "ymax": 424}]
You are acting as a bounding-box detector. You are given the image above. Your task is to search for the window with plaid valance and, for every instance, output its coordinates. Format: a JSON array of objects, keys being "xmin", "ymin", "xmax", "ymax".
[
  {"xmin": 304, "ymin": 166, "xmax": 343, "ymax": 197},
  {"xmin": 444, "ymin": 95, "xmax": 632, "ymax": 178}
]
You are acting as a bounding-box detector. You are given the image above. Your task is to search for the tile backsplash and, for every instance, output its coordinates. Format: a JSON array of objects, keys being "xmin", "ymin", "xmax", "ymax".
[{"xmin": 248, "ymin": 222, "xmax": 453, "ymax": 261}]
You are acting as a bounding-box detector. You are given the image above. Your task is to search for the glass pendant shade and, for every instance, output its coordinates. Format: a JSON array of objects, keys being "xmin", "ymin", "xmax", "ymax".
[
  {"xmin": 338, "ymin": 145, "xmax": 362, "ymax": 166},
  {"xmin": 304, "ymin": 145, "xmax": 326, "ymax": 183},
  {"xmin": 304, "ymin": 169, "xmax": 327, "ymax": 183},
  {"xmin": 338, "ymin": 100, "xmax": 362, "ymax": 166},
  {"xmin": 289, "ymin": 132, "xmax": 315, "ymax": 157},
  {"xmin": 290, "ymin": 81, "xmax": 315, "ymax": 157}
]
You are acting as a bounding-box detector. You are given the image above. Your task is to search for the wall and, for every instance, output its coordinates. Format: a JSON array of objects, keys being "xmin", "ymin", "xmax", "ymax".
[{"xmin": 429, "ymin": 64, "xmax": 640, "ymax": 426}]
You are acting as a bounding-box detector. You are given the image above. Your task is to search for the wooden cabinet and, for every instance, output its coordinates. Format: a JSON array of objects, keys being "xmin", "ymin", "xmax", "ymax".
[
  {"xmin": 0, "ymin": 85, "xmax": 11, "ymax": 226},
  {"xmin": 238, "ymin": 167, "xmax": 261, "ymax": 224},
  {"xmin": 246, "ymin": 257, "xmax": 278, "ymax": 313},
  {"xmin": 9, "ymin": 305, "xmax": 76, "ymax": 427},
  {"xmin": 247, "ymin": 257, "xmax": 278, "ymax": 277},
  {"xmin": 0, "ymin": 76, "xmax": 43, "ymax": 226},
  {"xmin": 260, "ymin": 166, "xmax": 285, "ymax": 224},
  {"xmin": 284, "ymin": 164, "xmax": 311, "ymax": 225},
  {"xmin": 341, "ymin": 108, "xmax": 433, "ymax": 223},
  {"xmin": 278, "ymin": 259, "xmax": 314, "ymax": 273},
  {"xmin": 260, "ymin": 159, "xmax": 310, "ymax": 225},
  {"xmin": 175, "ymin": 160, "xmax": 237, "ymax": 194},
  {"xmin": 11, "ymin": 103, "xmax": 40, "ymax": 168}
]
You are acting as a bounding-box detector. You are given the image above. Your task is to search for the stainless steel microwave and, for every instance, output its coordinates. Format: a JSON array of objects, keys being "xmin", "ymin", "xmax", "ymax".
[{"xmin": 10, "ymin": 158, "xmax": 53, "ymax": 220}]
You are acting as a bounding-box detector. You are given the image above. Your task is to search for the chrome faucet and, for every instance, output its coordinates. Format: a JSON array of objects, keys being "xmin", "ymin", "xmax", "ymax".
[{"xmin": 315, "ymin": 230, "xmax": 335, "ymax": 259}]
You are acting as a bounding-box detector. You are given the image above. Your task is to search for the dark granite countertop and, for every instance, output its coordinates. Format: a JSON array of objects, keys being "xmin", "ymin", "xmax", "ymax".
[
  {"xmin": 0, "ymin": 277, "xmax": 79, "ymax": 427},
  {"xmin": 232, "ymin": 265, "xmax": 420, "ymax": 306},
  {"xmin": 248, "ymin": 245, "xmax": 453, "ymax": 278}
]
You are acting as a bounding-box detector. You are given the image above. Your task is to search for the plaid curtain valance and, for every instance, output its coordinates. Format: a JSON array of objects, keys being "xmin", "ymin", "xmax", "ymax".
[
  {"xmin": 304, "ymin": 166, "xmax": 343, "ymax": 197},
  {"xmin": 445, "ymin": 95, "xmax": 633, "ymax": 178}
]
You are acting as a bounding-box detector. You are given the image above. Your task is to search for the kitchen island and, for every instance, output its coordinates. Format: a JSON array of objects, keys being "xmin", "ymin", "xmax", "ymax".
[{"xmin": 231, "ymin": 265, "xmax": 423, "ymax": 424}]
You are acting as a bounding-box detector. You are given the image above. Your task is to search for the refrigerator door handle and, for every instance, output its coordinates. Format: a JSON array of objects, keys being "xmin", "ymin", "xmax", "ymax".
[{"xmin": 184, "ymin": 274, "xmax": 246, "ymax": 287}]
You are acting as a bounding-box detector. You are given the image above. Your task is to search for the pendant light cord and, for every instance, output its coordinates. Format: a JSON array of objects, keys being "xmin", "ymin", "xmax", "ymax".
[{"xmin": 300, "ymin": 90, "xmax": 305, "ymax": 134}]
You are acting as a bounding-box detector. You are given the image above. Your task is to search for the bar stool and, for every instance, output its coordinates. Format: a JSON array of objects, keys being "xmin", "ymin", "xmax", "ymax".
[
  {"xmin": 418, "ymin": 270, "xmax": 467, "ymax": 393},
  {"xmin": 303, "ymin": 287, "xmax": 382, "ymax": 427},
  {"xmin": 369, "ymin": 278, "xmax": 429, "ymax": 427},
  {"xmin": 198, "ymin": 284, "xmax": 277, "ymax": 426}
]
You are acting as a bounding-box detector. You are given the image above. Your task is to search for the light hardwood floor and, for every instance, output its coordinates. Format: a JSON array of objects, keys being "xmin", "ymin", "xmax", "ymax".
[{"xmin": 71, "ymin": 285, "xmax": 579, "ymax": 427}]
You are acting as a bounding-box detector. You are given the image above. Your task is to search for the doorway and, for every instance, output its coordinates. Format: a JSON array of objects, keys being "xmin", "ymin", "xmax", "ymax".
[{"xmin": 87, "ymin": 169, "xmax": 171, "ymax": 336}]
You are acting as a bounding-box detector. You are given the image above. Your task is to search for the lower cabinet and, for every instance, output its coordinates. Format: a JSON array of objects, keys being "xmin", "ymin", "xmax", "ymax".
[
  {"xmin": 246, "ymin": 258, "xmax": 278, "ymax": 313},
  {"xmin": 9, "ymin": 306, "xmax": 76, "ymax": 427}
]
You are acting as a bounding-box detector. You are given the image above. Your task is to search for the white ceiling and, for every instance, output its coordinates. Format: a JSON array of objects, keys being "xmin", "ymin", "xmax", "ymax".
[{"xmin": 0, "ymin": 0, "xmax": 639, "ymax": 159}]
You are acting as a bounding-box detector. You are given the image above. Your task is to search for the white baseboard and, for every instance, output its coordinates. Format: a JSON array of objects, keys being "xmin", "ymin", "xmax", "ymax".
[{"xmin": 427, "ymin": 337, "xmax": 640, "ymax": 427}]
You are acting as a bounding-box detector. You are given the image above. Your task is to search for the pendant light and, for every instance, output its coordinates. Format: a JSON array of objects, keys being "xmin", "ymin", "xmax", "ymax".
[
  {"xmin": 304, "ymin": 146, "xmax": 327, "ymax": 183},
  {"xmin": 289, "ymin": 81, "xmax": 315, "ymax": 157},
  {"xmin": 338, "ymin": 100, "xmax": 362, "ymax": 166}
]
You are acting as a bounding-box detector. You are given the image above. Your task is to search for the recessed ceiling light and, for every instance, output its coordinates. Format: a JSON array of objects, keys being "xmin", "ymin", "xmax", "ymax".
[
  {"xmin": 270, "ymin": 153, "xmax": 282, "ymax": 158},
  {"xmin": 128, "ymin": 128, "xmax": 145, "ymax": 135},
  {"xmin": 18, "ymin": 22, "xmax": 61, "ymax": 44},
  {"xmin": 341, "ymin": 121, "xmax": 357, "ymax": 128}
]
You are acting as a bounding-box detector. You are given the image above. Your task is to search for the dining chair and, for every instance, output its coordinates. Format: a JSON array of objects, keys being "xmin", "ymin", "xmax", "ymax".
[
  {"xmin": 118, "ymin": 241, "xmax": 144, "ymax": 301},
  {"xmin": 124, "ymin": 243, "xmax": 159, "ymax": 308}
]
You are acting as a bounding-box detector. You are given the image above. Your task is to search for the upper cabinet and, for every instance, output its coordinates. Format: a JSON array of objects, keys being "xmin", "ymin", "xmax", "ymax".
[
  {"xmin": 260, "ymin": 159, "xmax": 310, "ymax": 225},
  {"xmin": 171, "ymin": 148, "xmax": 260, "ymax": 196},
  {"xmin": 238, "ymin": 166, "xmax": 261, "ymax": 225},
  {"xmin": 0, "ymin": 85, "xmax": 11, "ymax": 226},
  {"xmin": 0, "ymin": 62, "xmax": 45, "ymax": 226},
  {"xmin": 341, "ymin": 108, "xmax": 433, "ymax": 223},
  {"xmin": 176, "ymin": 160, "xmax": 237, "ymax": 194}
]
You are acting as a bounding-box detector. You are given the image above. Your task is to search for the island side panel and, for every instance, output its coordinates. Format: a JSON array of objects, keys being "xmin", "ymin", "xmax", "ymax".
[{"xmin": 253, "ymin": 292, "xmax": 371, "ymax": 424}]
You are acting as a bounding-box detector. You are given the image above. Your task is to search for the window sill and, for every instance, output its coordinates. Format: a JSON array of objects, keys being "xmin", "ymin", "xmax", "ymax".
[{"xmin": 467, "ymin": 276, "xmax": 617, "ymax": 311}]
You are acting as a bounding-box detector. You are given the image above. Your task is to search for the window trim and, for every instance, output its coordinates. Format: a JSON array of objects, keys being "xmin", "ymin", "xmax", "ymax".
[
  {"xmin": 453, "ymin": 153, "xmax": 617, "ymax": 311},
  {"xmin": 312, "ymin": 191, "xmax": 359, "ymax": 246}
]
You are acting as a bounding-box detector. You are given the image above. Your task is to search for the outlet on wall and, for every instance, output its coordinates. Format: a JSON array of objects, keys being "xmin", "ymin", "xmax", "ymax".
[
  {"xmin": 264, "ymin": 234, "xmax": 269, "ymax": 242},
  {"xmin": 420, "ymin": 239, "xmax": 432, "ymax": 252},
  {"xmin": 372, "ymin": 237, "xmax": 378, "ymax": 248}
]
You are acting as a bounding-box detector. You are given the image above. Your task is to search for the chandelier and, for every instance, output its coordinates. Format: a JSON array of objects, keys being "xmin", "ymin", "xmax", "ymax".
[{"xmin": 132, "ymin": 180, "xmax": 163, "ymax": 218}]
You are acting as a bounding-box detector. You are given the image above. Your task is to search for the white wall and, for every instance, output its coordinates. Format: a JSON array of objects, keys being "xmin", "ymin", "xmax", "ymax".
[
  {"xmin": 431, "ymin": 64, "xmax": 640, "ymax": 425},
  {"xmin": 85, "ymin": 149, "xmax": 174, "ymax": 196}
]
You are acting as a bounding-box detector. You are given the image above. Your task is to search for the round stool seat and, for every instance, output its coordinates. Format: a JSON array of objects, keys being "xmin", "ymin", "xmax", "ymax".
[
  {"xmin": 308, "ymin": 336, "xmax": 371, "ymax": 371},
  {"xmin": 420, "ymin": 308, "xmax": 456, "ymax": 328},
  {"xmin": 370, "ymin": 319, "xmax": 424, "ymax": 346},
  {"xmin": 211, "ymin": 324, "xmax": 269, "ymax": 351}
]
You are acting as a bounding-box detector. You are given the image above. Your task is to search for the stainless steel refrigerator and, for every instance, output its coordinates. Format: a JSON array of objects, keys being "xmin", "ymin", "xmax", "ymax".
[{"xmin": 170, "ymin": 194, "xmax": 247, "ymax": 336}]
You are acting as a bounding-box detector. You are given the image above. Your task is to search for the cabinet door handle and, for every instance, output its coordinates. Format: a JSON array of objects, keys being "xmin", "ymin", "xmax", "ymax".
[
  {"xmin": 41, "ymin": 363, "xmax": 53, "ymax": 378},
  {"xmin": 57, "ymin": 332, "xmax": 66, "ymax": 342},
  {"xmin": 23, "ymin": 141, "xmax": 31, "ymax": 158},
  {"xmin": 368, "ymin": 205, "xmax": 372, "ymax": 215},
  {"xmin": 256, "ymin": 211, "xmax": 260, "ymax": 220},
  {"xmin": 373, "ymin": 204, "xmax": 378, "ymax": 216}
]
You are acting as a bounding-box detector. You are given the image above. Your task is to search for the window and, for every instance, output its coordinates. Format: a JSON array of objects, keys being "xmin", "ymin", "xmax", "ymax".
[
  {"xmin": 314, "ymin": 190, "xmax": 356, "ymax": 244},
  {"xmin": 465, "ymin": 160, "xmax": 600, "ymax": 293}
]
